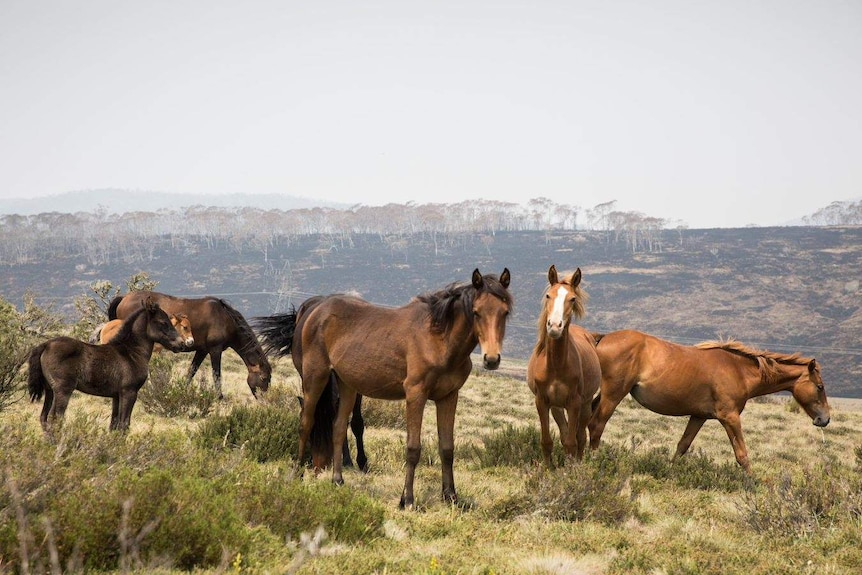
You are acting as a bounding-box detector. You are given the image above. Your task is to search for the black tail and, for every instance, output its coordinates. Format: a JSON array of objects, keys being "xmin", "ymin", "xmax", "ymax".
[
  {"xmin": 107, "ymin": 295, "xmax": 124, "ymax": 320},
  {"xmin": 27, "ymin": 343, "xmax": 48, "ymax": 402},
  {"xmin": 308, "ymin": 372, "xmax": 338, "ymax": 466},
  {"xmin": 253, "ymin": 308, "xmax": 298, "ymax": 357}
]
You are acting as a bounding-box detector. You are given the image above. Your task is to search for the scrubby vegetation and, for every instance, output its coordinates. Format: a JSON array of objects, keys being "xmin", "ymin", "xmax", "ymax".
[{"xmin": 1, "ymin": 289, "xmax": 861, "ymax": 574}]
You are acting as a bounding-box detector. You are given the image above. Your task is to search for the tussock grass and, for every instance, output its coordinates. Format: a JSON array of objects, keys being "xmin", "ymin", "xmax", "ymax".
[{"xmin": 3, "ymin": 352, "xmax": 862, "ymax": 574}]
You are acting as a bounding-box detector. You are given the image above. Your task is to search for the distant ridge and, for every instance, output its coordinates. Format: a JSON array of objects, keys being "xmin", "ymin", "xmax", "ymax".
[{"xmin": 0, "ymin": 188, "xmax": 348, "ymax": 215}]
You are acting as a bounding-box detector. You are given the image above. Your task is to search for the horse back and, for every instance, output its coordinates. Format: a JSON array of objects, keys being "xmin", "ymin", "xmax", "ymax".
[
  {"xmin": 36, "ymin": 337, "xmax": 144, "ymax": 398},
  {"xmin": 114, "ymin": 291, "xmax": 230, "ymax": 350}
]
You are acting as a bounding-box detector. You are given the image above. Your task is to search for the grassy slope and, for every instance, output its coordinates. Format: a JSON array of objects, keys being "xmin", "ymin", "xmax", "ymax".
[{"xmin": 8, "ymin": 349, "xmax": 862, "ymax": 575}]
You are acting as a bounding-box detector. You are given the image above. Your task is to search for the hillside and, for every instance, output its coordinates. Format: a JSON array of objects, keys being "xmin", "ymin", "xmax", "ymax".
[{"xmin": 2, "ymin": 226, "xmax": 860, "ymax": 397}]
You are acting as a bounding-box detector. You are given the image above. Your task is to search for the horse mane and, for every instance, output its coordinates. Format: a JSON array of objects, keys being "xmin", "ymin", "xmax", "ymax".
[
  {"xmin": 415, "ymin": 273, "xmax": 513, "ymax": 335},
  {"xmin": 534, "ymin": 271, "xmax": 589, "ymax": 355},
  {"xmin": 217, "ymin": 299, "xmax": 270, "ymax": 367},
  {"xmin": 695, "ymin": 338, "xmax": 814, "ymax": 383},
  {"xmin": 108, "ymin": 305, "xmax": 149, "ymax": 346}
]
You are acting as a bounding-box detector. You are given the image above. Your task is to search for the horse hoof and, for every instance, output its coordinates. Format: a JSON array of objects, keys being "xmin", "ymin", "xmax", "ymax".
[{"xmin": 399, "ymin": 496, "xmax": 414, "ymax": 510}]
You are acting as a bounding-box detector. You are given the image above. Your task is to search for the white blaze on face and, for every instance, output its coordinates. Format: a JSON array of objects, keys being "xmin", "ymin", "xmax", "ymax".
[{"xmin": 549, "ymin": 286, "xmax": 570, "ymax": 327}]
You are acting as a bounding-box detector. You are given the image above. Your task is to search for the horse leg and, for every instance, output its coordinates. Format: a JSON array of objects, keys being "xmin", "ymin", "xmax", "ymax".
[
  {"xmin": 672, "ymin": 416, "xmax": 707, "ymax": 461},
  {"xmin": 39, "ymin": 387, "xmax": 54, "ymax": 434},
  {"xmin": 563, "ymin": 397, "xmax": 583, "ymax": 460},
  {"xmin": 117, "ymin": 390, "xmax": 139, "ymax": 432},
  {"xmin": 400, "ymin": 388, "xmax": 429, "ymax": 510},
  {"xmin": 435, "ymin": 390, "xmax": 459, "ymax": 504},
  {"xmin": 718, "ymin": 413, "xmax": 752, "ymax": 472},
  {"xmin": 110, "ymin": 396, "xmax": 121, "ymax": 430},
  {"xmin": 331, "ymin": 386, "xmax": 357, "ymax": 486},
  {"xmin": 351, "ymin": 395, "xmax": 369, "ymax": 473},
  {"xmin": 297, "ymin": 370, "xmax": 329, "ymax": 470},
  {"xmin": 209, "ymin": 351, "xmax": 224, "ymax": 399},
  {"xmin": 576, "ymin": 399, "xmax": 592, "ymax": 460},
  {"xmin": 551, "ymin": 407, "xmax": 568, "ymax": 437},
  {"xmin": 587, "ymin": 385, "xmax": 628, "ymax": 450},
  {"xmin": 186, "ymin": 350, "xmax": 207, "ymax": 381},
  {"xmin": 49, "ymin": 389, "xmax": 73, "ymax": 431},
  {"xmin": 535, "ymin": 395, "xmax": 554, "ymax": 468}
]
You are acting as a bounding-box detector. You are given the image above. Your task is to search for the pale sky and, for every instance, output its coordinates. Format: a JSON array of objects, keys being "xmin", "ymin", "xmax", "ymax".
[{"xmin": 1, "ymin": 0, "xmax": 860, "ymax": 228}]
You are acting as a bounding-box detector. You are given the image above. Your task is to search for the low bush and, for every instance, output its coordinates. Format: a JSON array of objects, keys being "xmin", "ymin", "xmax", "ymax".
[
  {"xmin": 138, "ymin": 354, "xmax": 218, "ymax": 419},
  {"xmin": 194, "ymin": 402, "xmax": 301, "ymax": 463},
  {"xmin": 472, "ymin": 424, "xmax": 565, "ymax": 467}
]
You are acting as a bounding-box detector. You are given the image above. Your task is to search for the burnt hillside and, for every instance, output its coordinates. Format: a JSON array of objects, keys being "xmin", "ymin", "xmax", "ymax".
[{"xmin": 2, "ymin": 227, "xmax": 861, "ymax": 397}]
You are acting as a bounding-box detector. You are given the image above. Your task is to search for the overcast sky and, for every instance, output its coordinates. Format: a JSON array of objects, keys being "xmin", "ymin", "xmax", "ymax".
[{"xmin": 1, "ymin": 0, "xmax": 860, "ymax": 228}]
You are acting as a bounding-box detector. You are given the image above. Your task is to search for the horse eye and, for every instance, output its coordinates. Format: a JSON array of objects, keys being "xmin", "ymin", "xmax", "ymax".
[{"xmin": 473, "ymin": 310, "xmax": 481, "ymax": 318}]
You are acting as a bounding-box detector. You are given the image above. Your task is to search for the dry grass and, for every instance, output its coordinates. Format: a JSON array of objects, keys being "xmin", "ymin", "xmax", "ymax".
[{"xmin": 6, "ymin": 349, "xmax": 862, "ymax": 575}]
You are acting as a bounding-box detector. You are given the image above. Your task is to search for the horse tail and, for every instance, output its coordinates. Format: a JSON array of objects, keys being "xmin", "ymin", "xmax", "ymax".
[
  {"xmin": 254, "ymin": 308, "xmax": 298, "ymax": 357},
  {"xmin": 27, "ymin": 343, "xmax": 48, "ymax": 402},
  {"xmin": 107, "ymin": 295, "xmax": 124, "ymax": 320},
  {"xmin": 308, "ymin": 371, "xmax": 338, "ymax": 468}
]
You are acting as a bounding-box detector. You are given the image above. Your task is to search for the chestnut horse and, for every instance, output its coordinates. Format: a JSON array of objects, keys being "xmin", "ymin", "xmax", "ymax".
[
  {"xmin": 109, "ymin": 291, "xmax": 271, "ymax": 398},
  {"xmin": 256, "ymin": 268, "xmax": 512, "ymax": 508},
  {"xmin": 28, "ymin": 298, "xmax": 185, "ymax": 432},
  {"xmin": 588, "ymin": 330, "xmax": 831, "ymax": 471},
  {"xmin": 527, "ymin": 265, "xmax": 601, "ymax": 467},
  {"xmin": 91, "ymin": 313, "xmax": 195, "ymax": 353}
]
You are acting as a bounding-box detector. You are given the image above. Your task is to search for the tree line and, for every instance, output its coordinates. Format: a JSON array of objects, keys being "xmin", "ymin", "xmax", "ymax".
[{"xmin": 1, "ymin": 197, "xmax": 679, "ymax": 266}]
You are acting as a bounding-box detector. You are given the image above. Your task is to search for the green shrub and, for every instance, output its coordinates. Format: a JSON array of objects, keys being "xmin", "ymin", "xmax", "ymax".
[
  {"xmin": 361, "ymin": 398, "xmax": 405, "ymax": 429},
  {"xmin": 740, "ymin": 461, "xmax": 862, "ymax": 538},
  {"xmin": 194, "ymin": 402, "xmax": 301, "ymax": 463},
  {"xmin": 472, "ymin": 424, "xmax": 566, "ymax": 467},
  {"xmin": 138, "ymin": 354, "xmax": 218, "ymax": 418}
]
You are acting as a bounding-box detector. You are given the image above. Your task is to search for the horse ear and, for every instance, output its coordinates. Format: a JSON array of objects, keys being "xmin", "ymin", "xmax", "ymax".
[
  {"xmin": 808, "ymin": 359, "xmax": 817, "ymax": 373},
  {"xmin": 472, "ymin": 269, "xmax": 484, "ymax": 289},
  {"xmin": 547, "ymin": 265, "xmax": 558, "ymax": 286},
  {"xmin": 569, "ymin": 268, "xmax": 582, "ymax": 288},
  {"xmin": 500, "ymin": 267, "xmax": 510, "ymax": 288}
]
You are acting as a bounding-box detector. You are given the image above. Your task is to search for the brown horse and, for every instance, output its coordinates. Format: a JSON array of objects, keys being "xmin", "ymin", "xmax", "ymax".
[
  {"xmin": 109, "ymin": 291, "xmax": 271, "ymax": 398},
  {"xmin": 587, "ymin": 330, "xmax": 831, "ymax": 471},
  {"xmin": 256, "ymin": 268, "xmax": 512, "ymax": 508},
  {"xmin": 28, "ymin": 298, "xmax": 185, "ymax": 432},
  {"xmin": 91, "ymin": 313, "xmax": 195, "ymax": 352},
  {"xmin": 527, "ymin": 265, "xmax": 601, "ymax": 466}
]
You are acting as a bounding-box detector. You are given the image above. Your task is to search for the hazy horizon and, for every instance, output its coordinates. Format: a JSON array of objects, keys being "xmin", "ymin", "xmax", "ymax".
[{"xmin": 2, "ymin": 1, "xmax": 860, "ymax": 228}]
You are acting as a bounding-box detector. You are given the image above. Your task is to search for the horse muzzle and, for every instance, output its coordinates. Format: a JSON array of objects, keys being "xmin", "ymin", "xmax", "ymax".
[
  {"xmin": 813, "ymin": 415, "xmax": 830, "ymax": 427},
  {"xmin": 483, "ymin": 353, "xmax": 501, "ymax": 370}
]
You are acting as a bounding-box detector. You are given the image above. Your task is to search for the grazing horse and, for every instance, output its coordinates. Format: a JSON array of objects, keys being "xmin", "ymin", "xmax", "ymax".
[
  {"xmin": 28, "ymin": 298, "xmax": 185, "ymax": 432},
  {"xmin": 90, "ymin": 313, "xmax": 195, "ymax": 353},
  {"xmin": 256, "ymin": 268, "xmax": 512, "ymax": 508},
  {"xmin": 587, "ymin": 330, "xmax": 831, "ymax": 471},
  {"xmin": 109, "ymin": 291, "xmax": 271, "ymax": 398},
  {"xmin": 526, "ymin": 265, "xmax": 601, "ymax": 466}
]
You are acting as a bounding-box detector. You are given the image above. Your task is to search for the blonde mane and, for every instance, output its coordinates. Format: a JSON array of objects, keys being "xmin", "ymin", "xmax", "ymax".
[
  {"xmin": 695, "ymin": 338, "xmax": 815, "ymax": 384},
  {"xmin": 534, "ymin": 271, "xmax": 589, "ymax": 355}
]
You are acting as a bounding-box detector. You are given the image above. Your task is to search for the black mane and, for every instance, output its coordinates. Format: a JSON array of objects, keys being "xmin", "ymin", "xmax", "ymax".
[{"xmin": 416, "ymin": 273, "xmax": 513, "ymax": 334}]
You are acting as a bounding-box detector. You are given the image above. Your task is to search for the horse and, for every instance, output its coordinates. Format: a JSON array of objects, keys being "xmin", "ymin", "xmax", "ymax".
[
  {"xmin": 109, "ymin": 291, "xmax": 271, "ymax": 398},
  {"xmin": 281, "ymin": 295, "xmax": 368, "ymax": 473},
  {"xmin": 526, "ymin": 265, "xmax": 601, "ymax": 467},
  {"xmin": 90, "ymin": 313, "xmax": 195, "ymax": 353},
  {"xmin": 587, "ymin": 330, "xmax": 831, "ymax": 472},
  {"xmin": 256, "ymin": 268, "xmax": 512, "ymax": 509},
  {"xmin": 28, "ymin": 297, "xmax": 186, "ymax": 432}
]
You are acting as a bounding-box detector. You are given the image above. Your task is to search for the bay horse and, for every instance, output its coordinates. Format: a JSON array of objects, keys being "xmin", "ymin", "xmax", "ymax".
[
  {"xmin": 526, "ymin": 265, "xmax": 601, "ymax": 467},
  {"xmin": 28, "ymin": 298, "xmax": 186, "ymax": 432},
  {"xmin": 256, "ymin": 268, "xmax": 512, "ymax": 508},
  {"xmin": 90, "ymin": 313, "xmax": 195, "ymax": 353},
  {"xmin": 587, "ymin": 330, "xmax": 831, "ymax": 472},
  {"xmin": 109, "ymin": 291, "xmax": 271, "ymax": 398}
]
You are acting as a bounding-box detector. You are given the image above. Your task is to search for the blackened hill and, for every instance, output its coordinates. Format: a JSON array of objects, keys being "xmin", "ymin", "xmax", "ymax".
[{"xmin": 3, "ymin": 227, "xmax": 861, "ymax": 397}]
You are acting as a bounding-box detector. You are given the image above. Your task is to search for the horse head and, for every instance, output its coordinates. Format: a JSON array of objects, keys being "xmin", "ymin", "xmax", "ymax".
[
  {"xmin": 246, "ymin": 360, "xmax": 272, "ymax": 397},
  {"xmin": 790, "ymin": 359, "xmax": 831, "ymax": 428},
  {"xmin": 544, "ymin": 265, "xmax": 585, "ymax": 339},
  {"xmin": 142, "ymin": 297, "xmax": 185, "ymax": 352},
  {"xmin": 470, "ymin": 267, "xmax": 512, "ymax": 370},
  {"xmin": 170, "ymin": 313, "xmax": 195, "ymax": 349}
]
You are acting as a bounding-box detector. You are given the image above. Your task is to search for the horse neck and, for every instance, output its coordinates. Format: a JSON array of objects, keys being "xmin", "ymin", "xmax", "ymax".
[
  {"xmin": 542, "ymin": 326, "xmax": 576, "ymax": 372},
  {"xmin": 121, "ymin": 313, "xmax": 156, "ymax": 359},
  {"xmin": 230, "ymin": 331, "xmax": 267, "ymax": 368},
  {"xmin": 443, "ymin": 308, "xmax": 479, "ymax": 361},
  {"xmin": 748, "ymin": 358, "xmax": 803, "ymax": 397}
]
